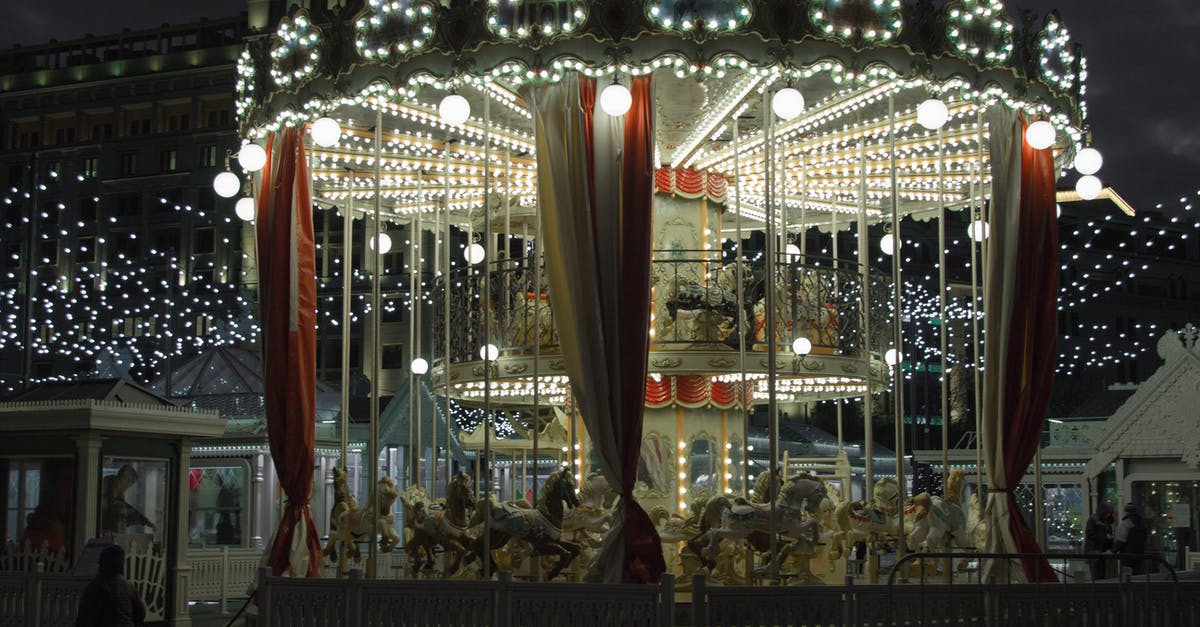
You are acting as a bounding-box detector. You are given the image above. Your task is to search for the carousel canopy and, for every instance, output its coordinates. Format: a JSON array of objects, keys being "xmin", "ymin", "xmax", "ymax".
[{"xmin": 236, "ymin": 0, "xmax": 1086, "ymax": 233}]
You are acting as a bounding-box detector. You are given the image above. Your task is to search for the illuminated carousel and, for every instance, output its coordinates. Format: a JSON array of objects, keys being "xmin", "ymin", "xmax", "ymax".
[{"xmin": 233, "ymin": 0, "xmax": 1089, "ymax": 585}]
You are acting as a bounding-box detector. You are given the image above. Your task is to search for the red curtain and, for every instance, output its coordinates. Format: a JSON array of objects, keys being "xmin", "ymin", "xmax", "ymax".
[
  {"xmin": 256, "ymin": 127, "xmax": 322, "ymax": 577},
  {"xmin": 1000, "ymin": 120, "xmax": 1059, "ymax": 582},
  {"xmin": 615, "ymin": 76, "xmax": 665, "ymax": 583}
]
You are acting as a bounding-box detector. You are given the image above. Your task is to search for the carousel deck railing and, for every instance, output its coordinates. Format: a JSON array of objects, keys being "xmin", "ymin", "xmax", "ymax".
[
  {"xmin": 434, "ymin": 251, "xmax": 892, "ymax": 365},
  {"xmin": 0, "ymin": 570, "xmax": 88, "ymax": 627},
  {"xmin": 257, "ymin": 568, "xmax": 677, "ymax": 627}
]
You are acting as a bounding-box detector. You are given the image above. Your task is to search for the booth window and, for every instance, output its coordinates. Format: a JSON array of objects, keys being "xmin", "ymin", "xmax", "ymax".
[
  {"xmin": 187, "ymin": 464, "xmax": 246, "ymax": 547},
  {"xmin": 2, "ymin": 457, "xmax": 75, "ymax": 558},
  {"xmin": 100, "ymin": 458, "xmax": 167, "ymax": 547}
]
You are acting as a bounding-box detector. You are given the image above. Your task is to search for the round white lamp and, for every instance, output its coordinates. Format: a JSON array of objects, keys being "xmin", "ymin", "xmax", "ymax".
[
  {"xmin": 968, "ymin": 219, "xmax": 989, "ymax": 241},
  {"xmin": 785, "ymin": 243, "xmax": 801, "ymax": 263},
  {"xmin": 880, "ymin": 233, "xmax": 899, "ymax": 256},
  {"xmin": 916, "ymin": 98, "xmax": 949, "ymax": 130},
  {"xmin": 368, "ymin": 232, "xmax": 392, "ymax": 255},
  {"xmin": 771, "ymin": 87, "xmax": 805, "ymax": 121},
  {"xmin": 885, "ymin": 348, "xmax": 900, "ymax": 367},
  {"xmin": 213, "ymin": 171, "xmax": 240, "ymax": 198},
  {"xmin": 599, "ymin": 82, "xmax": 632, "ymax": 116},
  {"xmin": 237, "ymin": 143, "xmax": 267, "ymax": 172},
  {"xmin": 1056, "ymin": 203, "xmax": 1062, "ymax": 218},
  {"xmin": 439, "ymin": 93, "xmax": 471, "ymax": 126},
  {"xmin": 464, "ymin": 243, "xmax": 486, "ymax": 265},
  {"xmin": 1073, "ymin": 147, "xmax": 1103, "ymax": 175},
  {"xmin": 1025, "ymin": 120, "xmax": 1055, "ymax": 150},
  {"xmin": 310, "ymin": 117, "xmax": 341, "ymax": 147},
  {"xmin": 410, "ymin": 358, "xmax": 429, "ymax": 375},
  {"xmin": 1076, "ymin": 175, "xmax": 1102, "ymax": 200},
  {"xmin": 792, "ymin": 337, "xmax": 812, "ymax": 355},
  {"xmin": 235, "ymin": 197, "xmax": 256, "ymax": 221},
  {"xmin": 479, "ymin": 344, "xmax": 499, "ymax": 361}
]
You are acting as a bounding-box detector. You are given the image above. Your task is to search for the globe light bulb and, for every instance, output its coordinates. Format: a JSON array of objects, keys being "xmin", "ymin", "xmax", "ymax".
[
  {"xmin": 792, "ymin": 337, "xmax": 812, "ymax": 355},
  {"xmin": 479, "ymin": 344, "xmax": 499, "ymax": 361},
  {"xmin": 439, "ymin": 93, "xmax": 471, "ymax": 126},
  {"xmin": 916, "ymin": 98, "xmax": 949, "ymax": 130},
  {"xmin": 368, "ymin": 232, "xmax": 392, "ymax": 255},
  {"xmin": 771, "ymin": 87, "xmax": 805, "ymax": 121},
  {"xmin": 235, "ymin": 197, "xmax": 256, "ymax": 221},
  {"xmin": 968, "ymin": 220, "xmax": 990, "ymax": 242},
  {"xmin": 880, "ymin": 233, "xmax": 899, "ymax": 256},
  {"xmin": 1025, "ymin": 120, "xmax": 1056, "ymax": 150},
  {"xmin": 785, "ymin": 243, "xmax": 801, "ymax": 263},
  {"xmin": 464, "ymin": 243, "xmax": 485, "ymax": 264},
  {"xmin": 1073, "ymin": 147, "xmax": 1103, "ymax": 175},
  {"xmin": 410, "ymin": 358, "xmax": 429, "ymax": 375},
  {"xmin": 885, "ymin": 348, "xmax": 900, "ymax": 366},
  {"xmin": 237, "ymin": 143, "xmax": 267, "ymax": 172},
  {"xmin": 1076, "ymin": 175, "xmax": 1102, "ymax": 200},
  {"xmin": 1056, "ymin": 203, "xmax": 1062, "ymax": 218},
  {"xmin": 310, "ymin": 117, "xmax": 341, "ymax": 147},
  {"xmin": 599, "ymin": 82, "xmax": 632, "ymax": 116},
  {"xmin": 213, "ymin": 171, "xmax": 240, "ymax": 198}
]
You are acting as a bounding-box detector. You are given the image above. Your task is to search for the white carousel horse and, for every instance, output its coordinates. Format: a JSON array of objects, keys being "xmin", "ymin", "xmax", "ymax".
[
  {"xmin": 324, "ymin": 475, "xmax": 401, "ymax": 572},
  {"xmin": 904, "ymin": 468, "xmax": 974, "ymax": 551},
  {"xmin": 827, "ymin": 477, "xmax": 902, "ymax": 560},
  {"xmin": 400, "ymin": 472, "xmax": 477, "ymax": 575}
]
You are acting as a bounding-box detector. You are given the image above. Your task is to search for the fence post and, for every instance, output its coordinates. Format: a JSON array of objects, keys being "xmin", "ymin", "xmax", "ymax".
[
  {"xmin": 497, "ymin": 570, "xmax": 512, "ymax": 627},
  {"xmin": 27, "ymin": 571, "xmax": 41, "ymax": 627},
  {"xmin": 219, "ymin": 546, "xmax": 229, "ymax": 615},
  {"xmin": 257, "ymin": 567, "xmax": 270, "ymax": 627},
  {"xmin": 347, "ymin": 569, "xmax": 362, "ymax": 626},
  {"xmin": 983, "ymin": 575, "xmax": 996, "ymax": 627},
  {"xmin": 843, "ymin": 575, "xmax": 855, "ymax": 627},
  {"xmin": 691, "ymin": 574, "xmax": 706, "ymax": 627},
  {"xmin": 659, "ymin": 573, "xmax": 675, "ymax": 627}
]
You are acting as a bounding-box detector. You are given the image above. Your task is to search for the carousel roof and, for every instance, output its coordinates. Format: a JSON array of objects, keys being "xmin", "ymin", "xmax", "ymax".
[{"xmin": 236, "ymin": 0, "xmax": 1088, "ymax": 233}]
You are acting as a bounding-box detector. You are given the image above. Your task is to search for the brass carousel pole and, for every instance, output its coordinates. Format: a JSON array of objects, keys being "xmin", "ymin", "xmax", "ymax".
[
  {"xmin": 368, "ymin": 108, "xmax": 383, "ymax": 579},
  {"xmin": 971, "ymin": 110, "xmax": 985, "ymax": 496},
  {"xmin": 855, "ymin": 118, "xmax": 877, "ymax": 582},
  {"xmin": 531, "ymin": 174, "xmax": 542, "ymax": 580},
  {"xmin": 481, "ymin": 95, "xmax": 494, "ymax": 579},
  {"xmin": 409, "ymin": 178, "xmax": 420, "ymax": 491},
  {"xmin": 341, "ymin": 173, "xmax": 353, "ymax": 475},
  {"xmin": 763, "ymin": 88, "xmax": 780, "ymax": 585},
  {"xmin": 732, "ymin": 117, "xmax": 749, "ymax": 498},
  {"xmin": 443, "ymin": 136, "xmax": 453, "ymax": 496},
  {"xmin": 937, "ymin": 116, "xmax": 952, "ymax": 583},
  {"xmin": 889, "ymin": 95, "xmax": 906, "ymax": 562}
]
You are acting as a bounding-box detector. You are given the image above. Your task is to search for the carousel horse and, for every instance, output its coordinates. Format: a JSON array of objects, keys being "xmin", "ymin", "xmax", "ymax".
[
  {"xmin": 401, "ymin": 472, "xmax": 478, "ymax": 575},
  {"xmin": 688, "ymin": 473, "xmax": 832, "ymax": 573},
  {"xmin": 904, "ymin": 468, "xmax": 973, "ymax": 551},
  {"xmin": 827, "ymin": 477, "xmax": 901, "ymax": 560},
  {"xmin": 321, "ymin": 467, "xmax": 359, "ymax": 575},
  {"xmin": 325, "ymin": 476, "xmax": 401, "ymax": 570},
  {"xmin": 469, "ymin": 467, "xmax": 582, "ymax": 580}
]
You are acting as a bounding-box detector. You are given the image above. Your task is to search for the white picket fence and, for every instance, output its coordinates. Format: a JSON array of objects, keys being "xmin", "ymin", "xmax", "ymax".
[{"xmin": 0, "ymin": 572, "xmax": 89, "ymax": 627}]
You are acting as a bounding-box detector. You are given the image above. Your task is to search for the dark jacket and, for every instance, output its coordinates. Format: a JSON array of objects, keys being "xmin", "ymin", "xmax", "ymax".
[
  {"xmin": 1113, "ymin": 511, "xmax": 1148, "ymax": 557},
  {"xmin": 1084, "ymin": 504, "xmax": 1114, "ymax": 552},
  {"xmin": 76, "ymin": 546, "xmax": 146, "ymax": 627}
]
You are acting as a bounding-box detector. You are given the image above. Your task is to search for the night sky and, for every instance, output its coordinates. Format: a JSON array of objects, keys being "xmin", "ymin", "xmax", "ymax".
[{"xmin": 1, "ymin": 1, "xmax": 1195, "ymax": 212}]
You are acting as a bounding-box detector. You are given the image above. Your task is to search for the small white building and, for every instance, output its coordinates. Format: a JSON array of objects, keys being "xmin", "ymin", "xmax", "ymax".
[{"xmin": 1082, "ymin": 324, "xmax": 1200, "ymax": 570}]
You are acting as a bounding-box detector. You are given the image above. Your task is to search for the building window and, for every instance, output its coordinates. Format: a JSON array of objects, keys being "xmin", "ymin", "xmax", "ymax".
[
  {"xmin": 381, "ymin": 344, "xmax": 406, "ymax": 369},
  {"xmin": 101, "ymin": 458, "xmax": 166, "ymax": 536},
  {"xmin": 187, "ymin": 464, "xmax": 247, "ymax": 547},
  {"xmin": 80, "ymin": 197, "xmax": 99, "ymax": 222},
  {"xmin": 167, "ymin": 114, "xmax": 190, "ymax": 132},
  {"xmin": 82, "ymin": 157, "xmax": 99, "ymax": 178},
  {"xmin": 120, "ymin": 153, "xmax": 137, "ymax": 176},
  {"xmin": 199, "ymin": 144, "xmax": 217, "ymax": 168},
  {"xmin": 196, "ymin": 314, "xmax": 214, "ymax": 336},
  {"xmin": 193, "ymin": 227, "xmax": 215, "ymax": 255},
  {"xmin": 160, "ymin": 149, "xmax": 177, "ymax": 172},
  {"xmin": 39, "ymin": 240, "xmax": 58, "ymax": 265},
  {"xmin": 77, "ymin": 236, "xmax": 96, "ymax": 263}
]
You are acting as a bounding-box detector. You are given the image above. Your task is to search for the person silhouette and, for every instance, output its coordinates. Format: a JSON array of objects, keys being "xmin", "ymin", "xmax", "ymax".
[{"xmin": 75, "ymin": 544, "xmax": 146, "ymax": 627}]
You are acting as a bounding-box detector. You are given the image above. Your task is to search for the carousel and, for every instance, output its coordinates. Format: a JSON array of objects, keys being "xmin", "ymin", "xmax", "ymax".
[{"xmin": 232, "ymin": 0, "xmax": 1089, "ymax": 586}]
